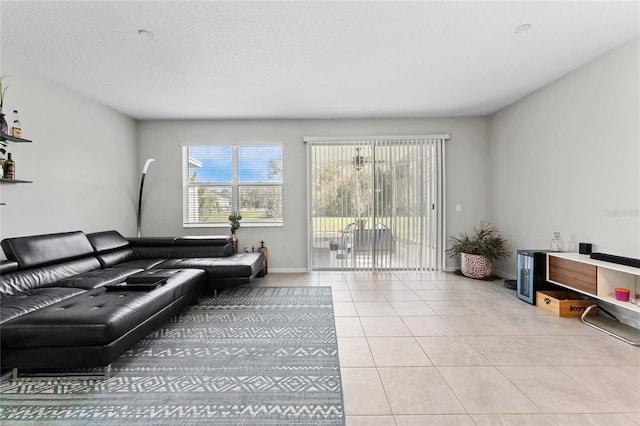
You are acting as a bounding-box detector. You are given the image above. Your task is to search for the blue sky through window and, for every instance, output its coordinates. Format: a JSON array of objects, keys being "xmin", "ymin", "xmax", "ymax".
[
  {"xmin": 188, "ymin": 145, "xmax": 283, "ymax": 183},
  {"xmin": 238, "ymin": 146, "xmax": 283, "ymax": 183}
]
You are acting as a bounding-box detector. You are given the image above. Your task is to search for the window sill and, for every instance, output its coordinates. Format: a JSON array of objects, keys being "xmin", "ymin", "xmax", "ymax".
[{"xmin": 183, "ymin": 223, "xmax": 283, "ymax": 229}]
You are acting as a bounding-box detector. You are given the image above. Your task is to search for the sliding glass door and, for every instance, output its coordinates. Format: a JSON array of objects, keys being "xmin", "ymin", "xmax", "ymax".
[{"xmin": 306, "ymin": 136, "xmax": 448, "ymax": 271}]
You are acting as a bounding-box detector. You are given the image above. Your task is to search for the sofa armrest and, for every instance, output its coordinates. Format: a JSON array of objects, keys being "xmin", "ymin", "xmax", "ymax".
[{"xmin": 0, "ymin": 260, "xmax": 18, "ymax": 274}]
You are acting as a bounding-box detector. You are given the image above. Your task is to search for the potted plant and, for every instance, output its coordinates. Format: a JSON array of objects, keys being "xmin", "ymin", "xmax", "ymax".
[
  {"xmin": 228, "ymin": 212, "xmax": 242, "ymax": 253},
  {"xmin": 446, "ymin": 222, "xmax": 510, "ymax": 279}
]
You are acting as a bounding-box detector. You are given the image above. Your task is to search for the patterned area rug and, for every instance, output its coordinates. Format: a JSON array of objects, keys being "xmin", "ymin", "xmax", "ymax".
[{"xmin": 0, "ymin": 286, "xmax": 345, "ymax": 425}]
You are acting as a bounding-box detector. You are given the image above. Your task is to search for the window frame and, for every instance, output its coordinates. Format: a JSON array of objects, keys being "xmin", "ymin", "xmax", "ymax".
[{"xmin": 182, "ymin": 143, "xmax": 284, "ymax": 228}]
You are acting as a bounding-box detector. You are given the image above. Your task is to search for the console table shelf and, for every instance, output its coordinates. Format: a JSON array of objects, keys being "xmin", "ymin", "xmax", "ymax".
[{"xmin": 547, "ymin": 252, "xmax": 640, "ymax": 345}]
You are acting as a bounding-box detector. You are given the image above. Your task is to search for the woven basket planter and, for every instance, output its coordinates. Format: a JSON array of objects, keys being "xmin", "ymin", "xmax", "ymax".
[{"xmin": 461, "ymin": 253, "xmax": 493, "ymax": 279}]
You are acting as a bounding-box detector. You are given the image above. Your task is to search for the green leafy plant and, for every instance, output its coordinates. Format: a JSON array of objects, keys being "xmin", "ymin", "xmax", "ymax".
[
  {"xmin": 0, "ymin": 74, "xmax": 9, "ymax": 154},
  {"xmin": 0, "ymin": 74, "xmax": 8, "ymax": 154},
  {"xmin": 446, "ymin": 222, "xmax": 510, "ymax": 262},
  {"xmin": 228, "ymin": 212, "xmax": 242, "ymax": 230},
  {"xmin": 0, "ymin": 74, "xmax": 7, "ymax": 110}
]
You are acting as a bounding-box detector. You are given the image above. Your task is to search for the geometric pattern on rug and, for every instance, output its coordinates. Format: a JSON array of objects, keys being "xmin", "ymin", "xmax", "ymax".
[{"xmin": 0, "ymin": 286, "xmax": 345, "ymax": 425}]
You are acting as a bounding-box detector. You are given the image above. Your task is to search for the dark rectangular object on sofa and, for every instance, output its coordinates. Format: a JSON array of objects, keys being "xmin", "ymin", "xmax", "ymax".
[
  {"xmin": 105, "ymin": 282, "xmax": 164, "ymax": 291},
  {"xmin": 126, "ymin": 269, "xmax": 181, "ymax": 283}
]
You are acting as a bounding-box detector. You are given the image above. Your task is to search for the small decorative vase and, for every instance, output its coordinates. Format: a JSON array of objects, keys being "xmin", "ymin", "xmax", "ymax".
[
  {"xmin": 461, "ymin": 253, "xmax": 493, "ymax": 279},
  {"xmin": 231, "ymin": 228, "xmax": 238, "ymax": 253}
]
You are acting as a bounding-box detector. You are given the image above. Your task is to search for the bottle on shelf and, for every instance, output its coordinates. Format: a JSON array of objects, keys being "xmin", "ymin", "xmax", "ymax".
[
  {"xmin": 11, "ymin": 110, "xmax": 21, "ymax": 138},
  {"xmin": 551, "ymin": 232, "xmax": 564, "ymax": 252},
  {"xmin": 2, "ymin": 152, "xmax": 15, "ymax": 179},
  {"xmin": 0, "ymin": 113, "xmax": 8, "ymax": 134}
]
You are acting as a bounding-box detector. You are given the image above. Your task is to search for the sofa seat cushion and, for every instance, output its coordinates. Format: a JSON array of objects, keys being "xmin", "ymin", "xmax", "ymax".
[
  {"xmin": 1, "ymin": 269, "xmax": 206, "ymax": 348},
  {"xmin": 0, "ymin": 287, "xmax": 86, "ymax": 324},
  {"xmin": 156, "ymin": 252, "xmax": 264, "ymax": 278},
  {"xmin": 55, "ymin": 267, "xmax": 144, "ymax": 290}
]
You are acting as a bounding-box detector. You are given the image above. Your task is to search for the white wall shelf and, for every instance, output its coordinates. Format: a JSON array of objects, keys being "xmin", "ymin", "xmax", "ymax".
[
  {"xmin": 0, "ymin": 178, "xmax": 32, "ymax": 184},
  {"xmin": 1, "ymin": 132, "xmax": 33, "ymax": 205},
  {"xmin": 0, "ymin": 132, "xmax": 32, "ymax": 143}
]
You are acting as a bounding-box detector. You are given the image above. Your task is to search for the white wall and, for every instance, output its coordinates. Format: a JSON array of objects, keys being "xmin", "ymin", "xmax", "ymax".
[
  {"xmin": 0, "ymin": 61, "xmax": 138, "ymax": 244},
  {"xmin": 138, "ymin": 117, "xmax": 490, "ymax": 271},
  {"xmin": 5, "ymin": 34, "xmax": 636, "ymax": 275},
  {"xmin": 490, "ymin": 37, "xmax": 640, "ymax": 276}
]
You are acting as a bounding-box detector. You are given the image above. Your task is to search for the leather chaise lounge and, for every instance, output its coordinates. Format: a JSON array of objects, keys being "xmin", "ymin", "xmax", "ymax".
[{"xmin": 0, "ymin": 230, "xmax": 264, "ymax": 376}]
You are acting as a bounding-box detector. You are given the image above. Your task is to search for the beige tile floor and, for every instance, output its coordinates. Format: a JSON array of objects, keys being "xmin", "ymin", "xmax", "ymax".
[{"xmin": 251, "ymin": 271, "xmax": 640, "ymax": 426}]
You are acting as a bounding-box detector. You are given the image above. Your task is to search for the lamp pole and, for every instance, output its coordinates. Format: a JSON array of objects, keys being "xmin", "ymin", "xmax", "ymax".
[{"xmin": 137, "ymin": 158, "xmax": 155, "ymax": 237}]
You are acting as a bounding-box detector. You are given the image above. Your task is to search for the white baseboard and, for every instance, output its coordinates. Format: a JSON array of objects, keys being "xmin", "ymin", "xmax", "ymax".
[
  {"xmin": 266, "ymin": 268, "xmax": 309, "ymax": 274},
  {"xmin": 494, "ymin": 269, "xmax": 516, "ymax": 280},
  {"xmin": 264, "ymin": 267, "xmax": 512, "ymax": 276},
  {"xmin": 443, "ymin": 266, "xmax": 516, "ymax": 279}
]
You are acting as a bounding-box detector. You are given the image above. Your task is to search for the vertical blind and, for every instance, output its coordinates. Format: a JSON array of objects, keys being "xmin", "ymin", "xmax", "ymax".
[{"xmin": 305, "ymin": 135, "xmax": 448, "ymax": 271}]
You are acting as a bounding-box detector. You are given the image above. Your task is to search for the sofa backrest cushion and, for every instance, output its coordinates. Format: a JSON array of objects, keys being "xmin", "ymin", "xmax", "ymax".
[
  {"xmin": 130, "ymin": 246, "xmax": 176, "ymax": 259},
  {"xmin": 0, "ymin": 257, "xmax": 101, "ymax": 298},
  {"xmin": 128, "ymin": 237, "xmax": 177, "ymax": 247},
  {"xmin": 86, "ymin": 230, "xmax": 130, "ymax": 253},
  {"xmin": 86, "ymin": 230, "xmax": 135, "ymax": 267},
  {"xmin": 131, "ymin": 243, "xmax": 233, "ymax": 259},
  {"xmin": 1, "ymin": 231, "xmax": 95, "ymax": 269},
  {"xmin": 96, "ymin": 249, "xmax": 135, "ymax": 268},
  {"xmin": 175, "ymin": 236, "xmax": 232, "ymax": 246},
  {"xmin": 127, "ymin": 236, "xmax": 232, "ymax": 259}
]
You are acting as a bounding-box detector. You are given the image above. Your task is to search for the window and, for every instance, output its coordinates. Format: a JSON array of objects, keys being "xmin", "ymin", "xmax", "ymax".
[{"xmin": 182, "ymin": 144, "xmax": 283, "ymax": 227}]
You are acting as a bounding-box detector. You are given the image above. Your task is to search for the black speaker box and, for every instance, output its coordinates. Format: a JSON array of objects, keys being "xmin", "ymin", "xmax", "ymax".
[{"xmin": 578, "ymin": 243, "xmax": 592, "ymax": 255}]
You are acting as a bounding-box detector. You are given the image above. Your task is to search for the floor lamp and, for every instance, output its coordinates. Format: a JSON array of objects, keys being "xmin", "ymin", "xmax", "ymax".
[{"xmin": 137, "ymin": 158, "xmax": 155, "ymax": 237}]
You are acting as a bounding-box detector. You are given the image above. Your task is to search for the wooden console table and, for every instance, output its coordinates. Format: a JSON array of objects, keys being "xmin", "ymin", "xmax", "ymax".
[{"xmin": 546, "ymin": 252, "xmax": 639, "ymax": 345}]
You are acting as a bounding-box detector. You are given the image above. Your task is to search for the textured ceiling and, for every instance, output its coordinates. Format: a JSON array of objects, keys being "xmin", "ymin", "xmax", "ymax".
[{"xmin": 1, "ymin": 1, "xmax": 638, "ymax": 120}]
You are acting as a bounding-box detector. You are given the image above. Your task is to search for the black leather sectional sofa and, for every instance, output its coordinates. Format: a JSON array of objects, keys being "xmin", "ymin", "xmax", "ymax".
[{"xmin": 0, "ymin": 230, "xmax": 264, "ymax": 374}]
